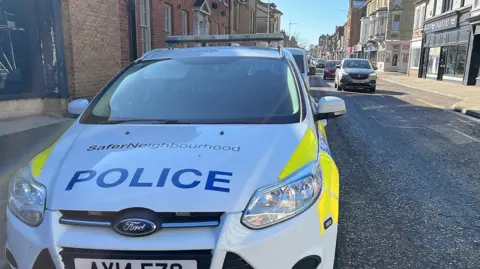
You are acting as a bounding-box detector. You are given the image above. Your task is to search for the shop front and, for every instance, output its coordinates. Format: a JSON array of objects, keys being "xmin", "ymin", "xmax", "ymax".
[
  {"xmin": 0, "ymin": 0, "xmax": 67, "ymax": 119},
  {"xmin": 408, "ymin": 40, "xmax": 422, "ymax": 77},
  {"xmin": 467, "ymin": 9, "xmax": 480, "ymax": 87},
  {"xmin": 421, "ymin": 9, "xmax": 471, "ymax": 84},
  {"xmin": 363, "ymin": 42, "xmax": 378, "ymax": 67}
]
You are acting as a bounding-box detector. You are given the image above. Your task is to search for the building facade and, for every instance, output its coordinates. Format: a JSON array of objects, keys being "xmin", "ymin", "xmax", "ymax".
[
  {"xmin": 407, "ymin": 0, "xmax": 426, "ymax": 77},
  {"xmin": 419, "ymin": 0, "xmax": 474, "ymax": 84},
  {"xmin": 256, "ymin": 0, "xmax": 283, "ymax": 34},
  {"xmin": 468, "ymin": 0, "xmax": 480, "ymax": 86},
  {"xmin": 332, "ymin": 26, "xmax": 346, "ymax": 60},
  {"xmin": 360, "ymin": 0, "xmax": 416, "ymax": 73},
  {"xmin": 0, "ymin": 0, "xmax": 68, "ymax": 119},
  {"xmin": 1, "ymin": 0, "xmax": 255, "ymax": 120},
  {"xmin": 346, "ymin": 0, "xmax": 365, "ymax": 58}
]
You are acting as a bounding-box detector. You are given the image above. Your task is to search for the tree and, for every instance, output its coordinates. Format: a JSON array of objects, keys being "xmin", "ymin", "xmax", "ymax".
[{"xmin": 281, "ymin": 30, "xmax": 299, "ymax": 47}]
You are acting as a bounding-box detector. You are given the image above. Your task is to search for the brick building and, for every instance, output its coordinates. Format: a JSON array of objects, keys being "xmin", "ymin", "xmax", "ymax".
[{"xmin": 1, "ymin": 0, "xmax": 243, "ymax": 120}]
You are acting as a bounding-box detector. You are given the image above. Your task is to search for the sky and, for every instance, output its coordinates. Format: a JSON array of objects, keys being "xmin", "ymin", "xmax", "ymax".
[{"xmin": 271, "ymin": 0, "xmax": 350, "ymax": 46}]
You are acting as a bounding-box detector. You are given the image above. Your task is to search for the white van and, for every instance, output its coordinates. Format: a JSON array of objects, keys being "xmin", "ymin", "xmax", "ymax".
[{"xmin": 285, "ymin": 47, "xmax": 315, "ymax": 89}]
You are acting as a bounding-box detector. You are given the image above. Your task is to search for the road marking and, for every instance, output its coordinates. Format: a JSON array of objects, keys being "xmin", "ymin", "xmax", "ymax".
[
  {"xmin": 363, "ymin": 105, "xmax": 385, "ymax": 110},
  {"xmin": 429, "ymin": 125, "xmax": 479, "ymax": 144},
  {"xmin": 415, "ymin": 98, "xmax": 443, "ymax": 109},
  {"xmin": 452, "ymin": 129, "xmax": 480, "ymax": 143}
]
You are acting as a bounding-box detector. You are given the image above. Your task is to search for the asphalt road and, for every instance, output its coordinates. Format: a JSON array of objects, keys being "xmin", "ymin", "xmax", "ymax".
[{"xmin": 310, "ymin": 76, "xmax": 480, "ymax": 269}]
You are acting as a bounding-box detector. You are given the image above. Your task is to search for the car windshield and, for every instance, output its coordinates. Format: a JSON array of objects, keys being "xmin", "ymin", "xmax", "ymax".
[
  {"xmin": 292, "ymin": 54, "xmax": 305, "ymax": 73},
  {"xmin": 326, "ymin": 61, "xmax": 341, "ymax": 68},
  {"xmin": 343, "ymin": 60, "xmax": 372, "ymax": 69},
  {"xmin": 81, "ymin": 57, "xmax": 302, "ymax": 124}
]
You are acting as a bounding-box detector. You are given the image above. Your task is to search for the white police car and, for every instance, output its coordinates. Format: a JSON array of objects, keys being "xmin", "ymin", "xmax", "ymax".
[{"xmin": 6, "ymin": 34, "xmax": 346, "ymax": 269}]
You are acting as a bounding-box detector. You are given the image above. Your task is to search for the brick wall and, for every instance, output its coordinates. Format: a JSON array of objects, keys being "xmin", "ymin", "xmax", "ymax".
[
  {"xmin": 209, "ymin": 0, "xmax": 229, "ymax": 34},
  {"xmin": 62, "ymin": 0, "xmax": 123, "ymax": 99}
]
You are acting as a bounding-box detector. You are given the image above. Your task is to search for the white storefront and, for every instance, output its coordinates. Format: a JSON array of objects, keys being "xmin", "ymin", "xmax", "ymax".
[{"xmin": 408, "ymin": 40, "xmax": 422, "ymax": 76}]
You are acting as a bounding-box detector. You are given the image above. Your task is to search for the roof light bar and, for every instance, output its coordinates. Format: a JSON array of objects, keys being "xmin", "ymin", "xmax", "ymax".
[{"xmin": 166, "ymin": 33, "xmax": 284, "ymax": 44}]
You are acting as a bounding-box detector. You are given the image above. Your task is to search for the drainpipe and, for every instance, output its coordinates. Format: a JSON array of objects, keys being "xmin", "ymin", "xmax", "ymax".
[{"xmin": 127, "ymin": 0, "xmax": 138, "ymax": 61}]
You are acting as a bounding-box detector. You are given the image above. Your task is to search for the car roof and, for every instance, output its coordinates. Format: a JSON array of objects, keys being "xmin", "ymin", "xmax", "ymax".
[
  {"xmin": 284, "ymin": 47, "xmax": 305, "ymax": 55},
  {"xmin": 142, "ymin": 46, "xmax": 284, "ymax": 60},
  {"xmin": 344, "ymin": 58, "xmax": 369, "ymax": 61}
]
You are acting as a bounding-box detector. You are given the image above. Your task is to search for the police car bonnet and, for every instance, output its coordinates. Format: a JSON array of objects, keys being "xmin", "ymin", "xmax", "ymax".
[{"xmin": 43, "ymin": 123, "xmax": 311, "ymax": 212}]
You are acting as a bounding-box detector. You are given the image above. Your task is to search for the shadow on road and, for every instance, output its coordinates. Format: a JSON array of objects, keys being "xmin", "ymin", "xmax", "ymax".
[{"xmin": 309, "ymin": 76, "xmax": 333, "ymax": 88}]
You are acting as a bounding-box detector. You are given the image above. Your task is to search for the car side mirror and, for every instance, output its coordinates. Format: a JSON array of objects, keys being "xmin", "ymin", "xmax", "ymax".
[
  {"xmin": 68, "ymin": 99, "xmax": 89, "ymax": 117},
  {"xmin": 308, "ymin": 66, "xmax": 316, "ymax": 76},
  {"xmin": 335, "ymin": 65, "xmax": 340, "ymax": 69},
  {"xmin": 314, "ymin": 96, "xmax": 346, "ymax": 121}
]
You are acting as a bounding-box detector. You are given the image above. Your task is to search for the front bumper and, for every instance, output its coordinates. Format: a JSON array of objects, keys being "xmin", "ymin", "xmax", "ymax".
[
  {"xmin": 340, "ymin": 76, "xmax": 376, "ymax": 89},
  {"xmin": 5, "ymin": 202, "xmax": 338, "ymax": 269}
]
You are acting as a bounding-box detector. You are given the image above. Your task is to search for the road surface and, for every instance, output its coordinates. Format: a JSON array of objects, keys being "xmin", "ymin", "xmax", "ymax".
[{"xmin": 310, "ymin": 76, "xmax": 480, "ymax": 269}]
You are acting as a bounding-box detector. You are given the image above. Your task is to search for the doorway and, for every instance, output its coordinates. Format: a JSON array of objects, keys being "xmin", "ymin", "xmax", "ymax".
[
  {"xmin": 420, "ymin": 47, "xmax": 429, "ymax": 78},
  {"xmin": 437, "ymin": 46, "xmax": 448, "ymax": 81}
]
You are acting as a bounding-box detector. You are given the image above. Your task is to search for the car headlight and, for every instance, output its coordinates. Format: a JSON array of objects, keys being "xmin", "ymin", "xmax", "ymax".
[
  {"xmin": 369, "ymin": 72, "xmax": 377, "ymax": 77},
  {"xmin": 342, "ymin": 71, "xmax": 349, "ymax": 76},
  {"xmin": 241, "ymin": 162, "xmax": 322, "ymax": 229},
  {"xmin": 8, "ymin": 163, "xmax": 47, "ymax": 227}
]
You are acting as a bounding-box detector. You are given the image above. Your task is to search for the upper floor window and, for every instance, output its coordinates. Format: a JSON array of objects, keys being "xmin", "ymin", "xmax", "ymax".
[
  {"xmin": 392, "ymin": 14, "xmax": 401, "ymax": 32},
  {"xmin": 165, "ymin": 4, "xmax": 172, "ymax": 37},
  {"xmin": 442, "ymin": 0, "xmax": 453, "ymax": 13},
  {"xmin": 140, "ymin": 0, "xmax": 151, "ymax": 53},
  {"xmin": 182, "ymin": 10, "xmax": 188, "ymax": 35}
]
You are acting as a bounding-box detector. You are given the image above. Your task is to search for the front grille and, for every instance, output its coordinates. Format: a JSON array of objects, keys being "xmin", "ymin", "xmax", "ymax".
[
  {"xmin": 222, "ymin": 252, "xmax": 254, "ymax": 269},
  {"xmin": 60, "ymin": 210, "xmax": 223, "ymax": 228},
  {"xmin": 60, "ymin": 248, "xmax": 212, "ymax": 269},
  {"xmin": 349, "ymin": 74, "xmax": 369, "ymax": 80}
]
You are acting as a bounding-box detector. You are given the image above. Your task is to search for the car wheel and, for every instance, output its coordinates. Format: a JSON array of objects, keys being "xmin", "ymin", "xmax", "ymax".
[{"xmin": 336, "ymin": 84, "xmax": 343, "ymax": 91}]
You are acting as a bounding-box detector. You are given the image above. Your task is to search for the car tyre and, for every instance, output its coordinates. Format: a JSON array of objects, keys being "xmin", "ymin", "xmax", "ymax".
[{"xmin": 336, "ymin": 82, "xmax": 343, "ymax": 91}]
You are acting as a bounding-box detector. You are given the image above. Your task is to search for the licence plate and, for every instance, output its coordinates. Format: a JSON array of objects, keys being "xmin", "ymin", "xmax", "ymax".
[
  {"xmin": 74, "ymin": 258, "xmax": 197, "ymax": 269},
  {"xmin": 352, "ymin": 79, "xmax": 366, "ymax": 83}
]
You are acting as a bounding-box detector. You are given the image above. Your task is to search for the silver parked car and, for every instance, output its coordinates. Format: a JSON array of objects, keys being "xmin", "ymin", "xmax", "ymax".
[{"xmin": 334, "ymin": 58, "xmax": 378, "ymax": 93}]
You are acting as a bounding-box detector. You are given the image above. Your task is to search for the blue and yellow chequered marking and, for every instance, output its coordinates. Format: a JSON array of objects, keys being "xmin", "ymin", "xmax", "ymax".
[
  {"xmin": 278, "ymin": 128, "xmax": 318, "ymax": 180},
  {"xmin": 317, "ymin": 151, "xmax": 340, "ymax": 235},
  {"xmin": 31, "ymin": 144, "xmax": 56, "ymax": 178}
]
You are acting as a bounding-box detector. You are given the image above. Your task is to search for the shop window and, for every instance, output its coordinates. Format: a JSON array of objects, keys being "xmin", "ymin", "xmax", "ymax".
[
  {"xmin": 428, "ymin": 47, "xmax": 440, "ymax": 74},
  {"xmin": 402, "ymin": 53, "xmax": 409, "ymax": 64},
  {"xmin": 444, "ymin": 45, "xmax": 467, "ymax": 76},
  {"xmin": 411, "ymin": 48, "xmax": 421, "ymax": 68},
  {"xmin": 385, "ymin": 52, "xmax": 391, "ymax": 63},
  {"xmin": 455, "ymin": 45, "xmax": 467, "ymax": 76},
  {"xmin": 445, "ymin": 46, "xmax": 457, "ymax": 75},
  {"xmin": 378, "ymin": 51, "xmax": 385, "ymax": 62}
]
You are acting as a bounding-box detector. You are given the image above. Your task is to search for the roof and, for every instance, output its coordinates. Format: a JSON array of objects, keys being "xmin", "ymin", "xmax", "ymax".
[
  {"xmin": 284, "ymin": 47, "xmax": 305, "ymax": 55},
  {"xmin": 142, "ymin": 46, "xmax": 285, "ymax": 60}
]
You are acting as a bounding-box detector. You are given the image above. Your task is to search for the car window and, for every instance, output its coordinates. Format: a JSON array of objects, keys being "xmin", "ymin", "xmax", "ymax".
[
  {"xmin": 343, "ymin": 60, "xmax": 372, "ymax": 69},
  {"xmin": 81, "ymin": 57, "xmax": 301, "ymax": 124},
  {"xmin": 326, "ymin": 61, "xmax": 340, "ymax": 68},
  {"xmin": 292, "ymin": 54, "xmax": 305, "ymax": 74}
]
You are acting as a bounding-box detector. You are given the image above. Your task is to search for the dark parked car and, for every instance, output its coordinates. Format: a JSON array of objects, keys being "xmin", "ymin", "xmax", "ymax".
[{"xmin": 323, "ymin": 60, "xmax": 341, "ymax": 80}]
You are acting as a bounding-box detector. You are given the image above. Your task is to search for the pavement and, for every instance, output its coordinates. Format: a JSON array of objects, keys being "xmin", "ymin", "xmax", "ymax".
[
  {"xmin": 378, "ymin": 72, "xmax": 480, "ymax": 118},
  {"xmin": 310, "ymin": 76, "xmax": 480, "ymax": 269}
]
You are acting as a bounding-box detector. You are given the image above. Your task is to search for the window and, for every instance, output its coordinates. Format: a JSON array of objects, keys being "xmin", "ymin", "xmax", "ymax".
[
  {"xmin": 378, "ymin": 51, "xmax": 385, "ymax": 62},
  {"xmin": 419, "ymin": 5, "xmax": 425, "ymax": 27},
  {"xmin": 182, "ymin": 10, "xmax": 188, "ymax": 35},
  {"xmin": 414, "ymin": 7, "xmax": 420, "ymax": 29},
  {"xmin": 428, "ymin": 47, "xmax": 440, "ymax": 74},
  {"xmin": 140, "ymin": 0, "xmax": 151, "ymax": 53},
  {"xmin": 81, "ymin": 57, "xmax": 302, "ymax": 125},
  {"xmin": 292, "ymin": 54, "xmax": 305, "ymax": 73},
  {"xmin": 442, "ymin": 0, "xmax": 453, "ymax": 12},
  {"xmin": 392, "ymin": 14, "xmax": 401, "ymax": 32},
  {"xmin": 343, "ymin": 59, "xmax": 373, "ymax": 69},
  {"xmin": 217, "ymin": 23, "xmax": 220, "ymax": 35},
  {"xmin": 401, "ymin": 53, "xmax": 409, "ymax": 64},
  {"xmin": 444, "ymin": 45, "xmax": 467, "ymax": 76},
  {"xmin": 411, "ymin": 48, "xmax": 421, "ymax": 68},
  {"xmin": 165, "ymin": 4, "xmax": 172, "ymax": 37},
  {"xmin": 455, "ymin": 45, "xmax": 467, "ymax": 76}
]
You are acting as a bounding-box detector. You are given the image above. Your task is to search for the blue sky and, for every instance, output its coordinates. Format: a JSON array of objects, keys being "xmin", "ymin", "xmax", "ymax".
[{"xmin": 272, "ymin": 0, "xmax": 350, "ymax": 46}]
